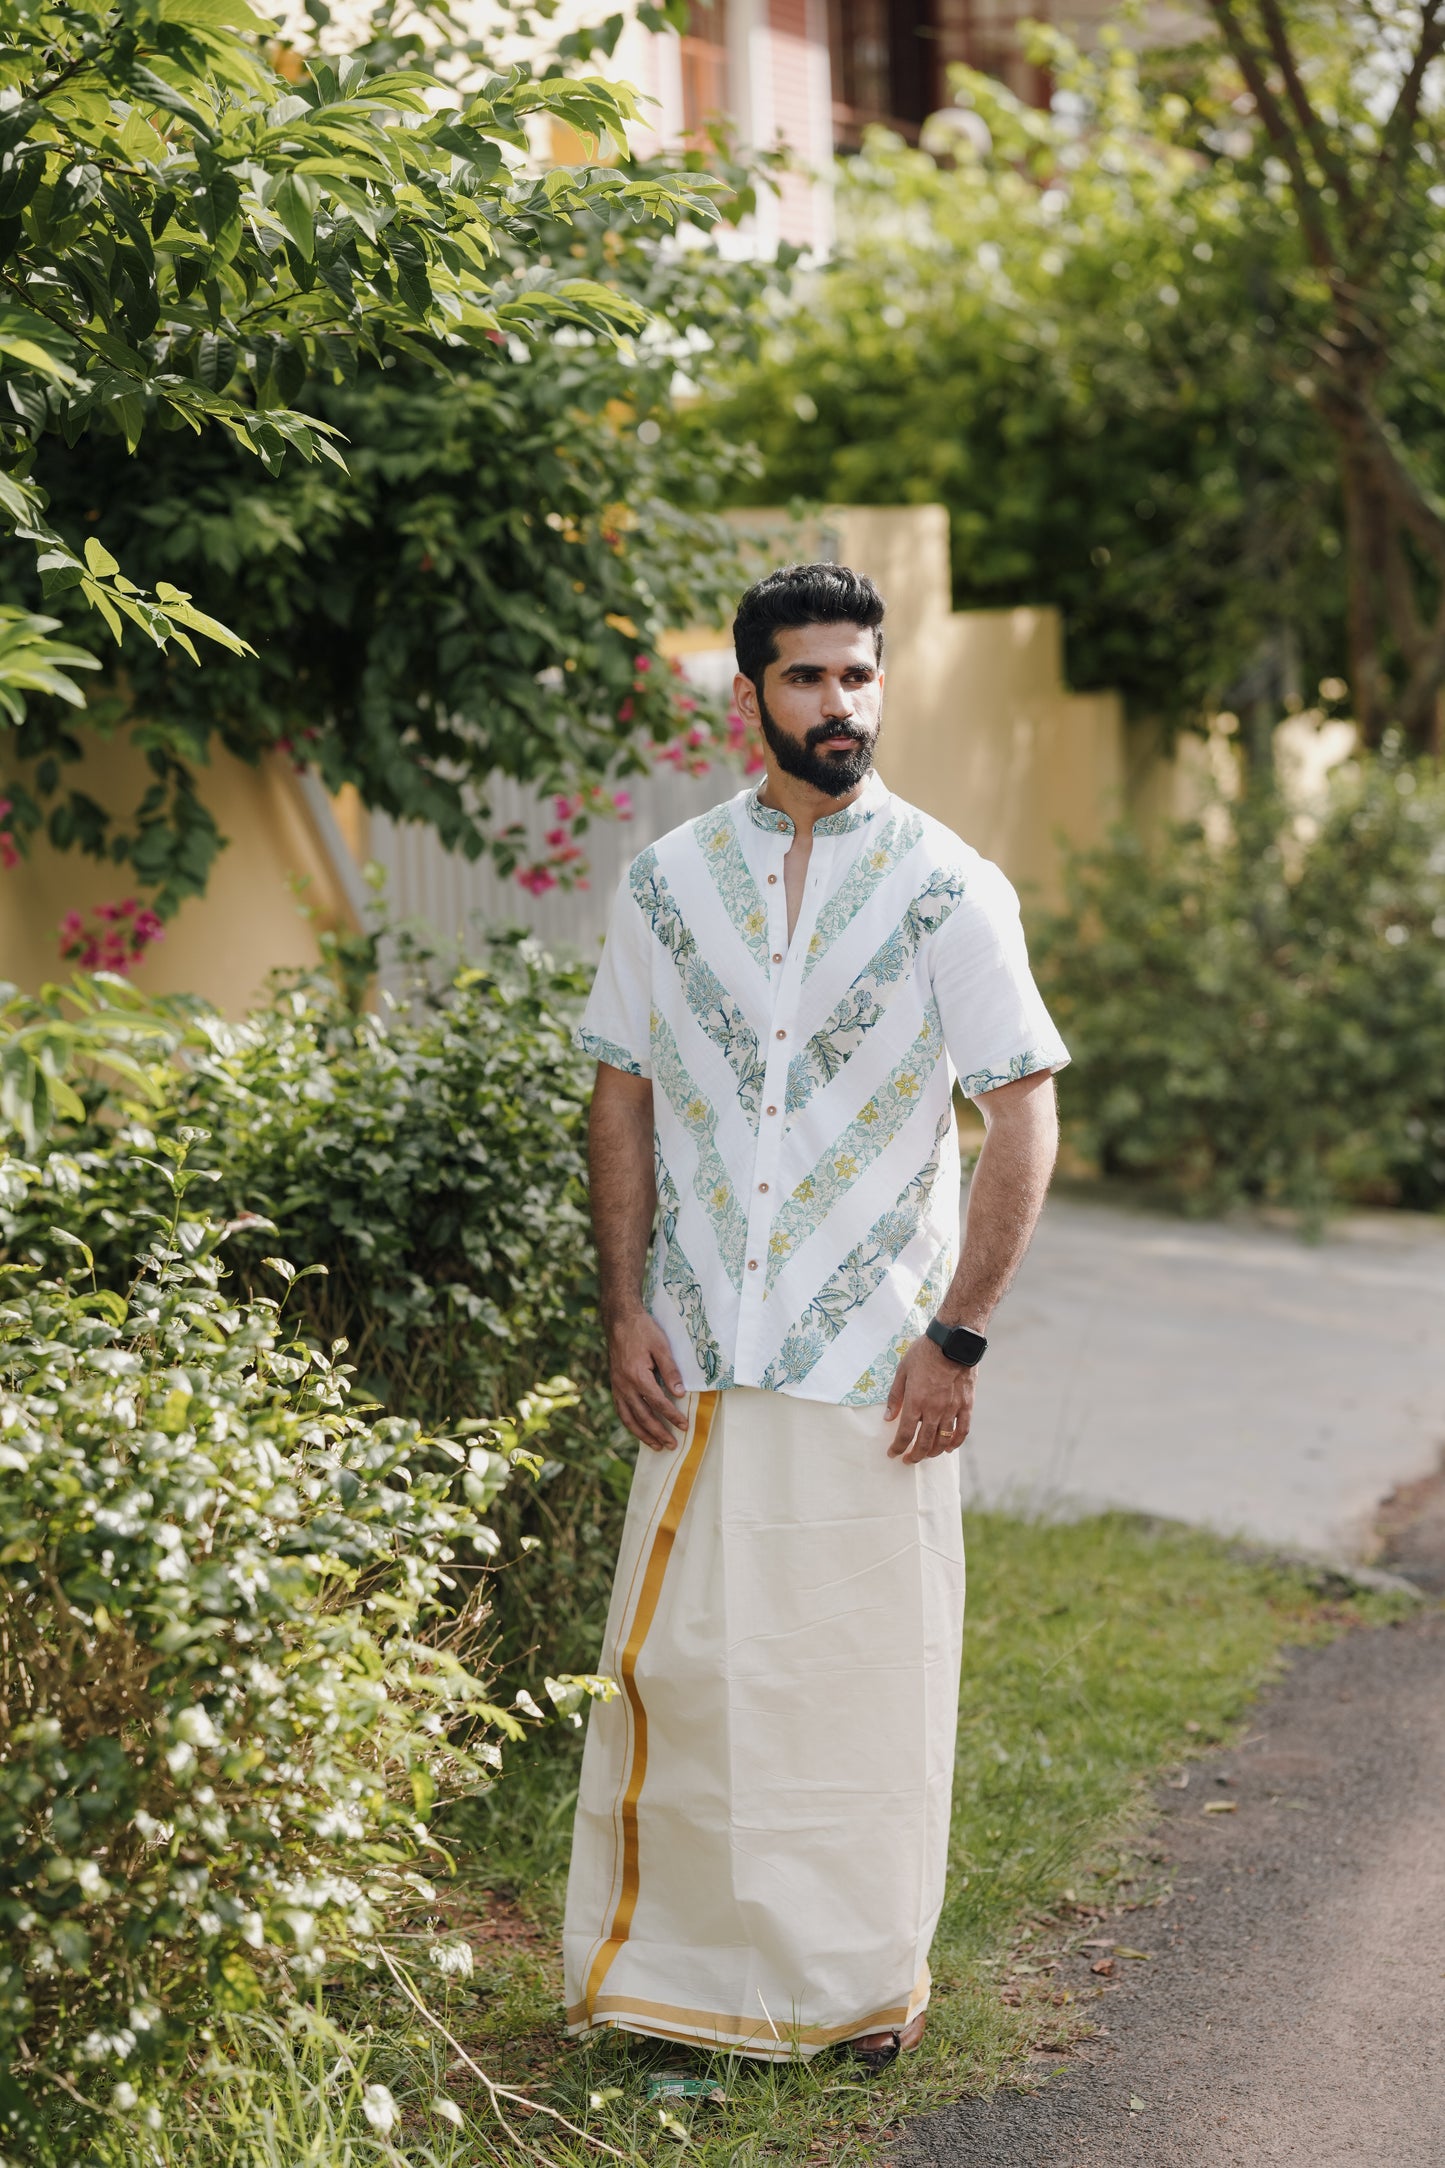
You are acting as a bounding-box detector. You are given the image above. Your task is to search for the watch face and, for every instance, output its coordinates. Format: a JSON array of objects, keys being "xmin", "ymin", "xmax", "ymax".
[{"xmin": 930, "ymin": 1320, "xmax": 987, "ymax": 1366}]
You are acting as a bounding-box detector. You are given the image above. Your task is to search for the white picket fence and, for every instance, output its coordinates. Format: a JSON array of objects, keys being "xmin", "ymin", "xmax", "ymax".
[
  {"xmin": 368, "ymin": 761, "xmax": 738, "ymax": 966},
  {"xmin": 368, "ymin": 647, "xmax": 742, "ymax": 965}
]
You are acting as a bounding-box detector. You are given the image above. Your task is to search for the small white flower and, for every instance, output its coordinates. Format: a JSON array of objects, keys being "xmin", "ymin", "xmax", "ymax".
[
  {"xmin": 361, "ymin": 2084, "xmax": 398, "ymax": 2134},
  {"xmin": 111, "ymin": 2083, "xmax": 139, "ymax": 2112},
  {"xmin": 432, "ymin": 2097, "xmax": 464, "ymax": 2129},
  {"xmin": 174, "ymin": 1707, "xmax": 221, "ymax": 1750},
  {"xmin": 427, "ymin": 1938, "xmax": 474, "ymax": 1981}
]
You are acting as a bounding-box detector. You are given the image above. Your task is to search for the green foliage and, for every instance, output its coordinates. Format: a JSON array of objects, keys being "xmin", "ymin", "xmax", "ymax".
[
  {"xmin": 0, "ymin": 1132, "xmax": 566, "ymax": 2149},
  {"xmin": 6, "ymin": 227, "xmax": 766, "ymax": 899},
  {"xmin": 0, "ymin": 0, "xmax": 744, "ymax": 903},
  {"xmin": 1036, "ymin": 755, "xmax": 1445, "ymax": 1215},
  {"xmin": 0, "ymin": 940, "xmax": 633, "ymax": 1674},
  {"xmin": 700, "ymin": 29, "xmax": 1445, "ymax": 728},
  {"xmin": 0, "ymin": 0, "xmax": 712, "ymax": 645}
]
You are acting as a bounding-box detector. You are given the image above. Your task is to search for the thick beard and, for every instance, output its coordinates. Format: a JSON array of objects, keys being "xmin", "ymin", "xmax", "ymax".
[{"xmin": 756, "ymin": 690, "xmax": 878, "ymax": 798}]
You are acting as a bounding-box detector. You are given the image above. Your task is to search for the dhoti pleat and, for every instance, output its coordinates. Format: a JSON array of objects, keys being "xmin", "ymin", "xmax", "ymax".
[{"xmin": 562, "ymin": 1386, "xmax": 966, "ymax": 2059}]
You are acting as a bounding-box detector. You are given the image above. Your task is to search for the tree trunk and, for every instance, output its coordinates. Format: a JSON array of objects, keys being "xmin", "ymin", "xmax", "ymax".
[{"xmin": 1339, "ymin": 442, "xmax": 1392, "ymax": 747}]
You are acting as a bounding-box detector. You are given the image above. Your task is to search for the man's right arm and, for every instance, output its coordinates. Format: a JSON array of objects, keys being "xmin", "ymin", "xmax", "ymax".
[{"xmin": 589, "ymin": 1062, "xmax": 689, "ymax": 1450}]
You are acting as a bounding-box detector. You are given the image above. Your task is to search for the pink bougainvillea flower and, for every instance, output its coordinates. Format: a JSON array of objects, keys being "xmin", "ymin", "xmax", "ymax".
[
  {"xmin": 516, "ymin": 865, "xmax": 558, "ymax": 895},
  {"xmin": 58, "ymin": 897, "xmax": 164, "ymax": 975},
  {"xmin": 612, "ymin": 790, "xmax": 633, "ymax": 816},
  {"xmin": 617, "ymin": 698, "xmax": 634, "ymax": 724},
  {"xmin": 634, "ymin": 654, "xmax": 652, "ymax": 674}
]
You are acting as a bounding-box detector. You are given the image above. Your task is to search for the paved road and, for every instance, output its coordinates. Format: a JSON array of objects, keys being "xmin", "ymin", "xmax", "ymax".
[
  {"xmin": 901, "ymin": 1614, "xmax": 1445, "ymax": 2168},
  {"xmin": 966, "ymin": 1189, "xmax": 1445, "ymax": 1559}
]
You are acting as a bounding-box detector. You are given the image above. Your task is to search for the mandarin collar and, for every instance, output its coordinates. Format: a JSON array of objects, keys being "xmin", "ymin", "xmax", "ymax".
[{"xmin": 743, "ymin": 769, "xmax": 888, "ymax": 840}]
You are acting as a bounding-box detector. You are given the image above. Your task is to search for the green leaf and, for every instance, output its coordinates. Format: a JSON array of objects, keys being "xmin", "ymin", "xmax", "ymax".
[
  {"xmin": 270, "ymin": 174, "xmax": 318, "ymax": 262},
  {"xmin": 49, "ymin": 1921, "xmax": 91, "ymax": 1974}
]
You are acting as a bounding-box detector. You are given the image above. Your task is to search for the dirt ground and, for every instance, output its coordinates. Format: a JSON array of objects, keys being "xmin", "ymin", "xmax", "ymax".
[{"xmin": 901, "ymin": 1605, "xmax": 1445, "ymax": 2168}]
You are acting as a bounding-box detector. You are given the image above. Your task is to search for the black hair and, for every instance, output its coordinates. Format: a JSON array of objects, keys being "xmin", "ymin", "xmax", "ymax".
[{"xmin": 731, "ymin": 563, "xmax": 885, "ymax": 690}]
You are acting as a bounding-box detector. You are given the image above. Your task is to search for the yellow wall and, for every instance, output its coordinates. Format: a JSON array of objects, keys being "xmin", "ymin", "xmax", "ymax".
[
  {"xmin": 0, "ymin": 738, "xmax": 362, "ymax": 1013},
  {"xmin": 820, "ymin": 506, "xmax": 1126, "ymax": 907},
  {"xmin": 693, "ymin": 504, "xmax": 1128, "ymax": 906}
]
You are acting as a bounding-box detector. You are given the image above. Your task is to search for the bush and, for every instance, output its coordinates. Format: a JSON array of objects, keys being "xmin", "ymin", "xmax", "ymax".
[
  {"xmin": 0, "ymin": 939, "xmax": 634, "ymax": 1677},
  {"xmin": 0, "ymin": 1139, "xmax": 570, "ymax": 2152},
  {"xmin": 1037, "ymin": 756, "xmax": 1445, "ymax": 1215}
]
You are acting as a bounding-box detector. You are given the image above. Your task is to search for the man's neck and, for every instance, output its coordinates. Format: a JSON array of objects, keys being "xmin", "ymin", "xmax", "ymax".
[{"xmin": 756, "ymin": 765, "xmax": 869, "ymax": 839}]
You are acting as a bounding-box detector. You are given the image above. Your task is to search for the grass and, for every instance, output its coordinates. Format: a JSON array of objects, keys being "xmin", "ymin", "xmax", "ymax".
[{"xmin": 89, "ymin": 1511, "xmax": 1408, "ymax": 2168}]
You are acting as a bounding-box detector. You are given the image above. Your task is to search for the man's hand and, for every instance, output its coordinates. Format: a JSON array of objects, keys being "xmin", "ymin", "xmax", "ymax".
[
  {"xmin": 885, "ymin": 1335, "xmax": 977, "ymax": 1463},
  {"xmin": 607, "ymin": 1307, "xmax": 689, "ymax": 1450}
]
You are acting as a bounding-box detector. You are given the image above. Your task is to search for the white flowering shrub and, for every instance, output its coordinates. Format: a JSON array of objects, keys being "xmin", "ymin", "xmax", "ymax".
[{"xmin": 0, "ymin": 1163, "xmax": 564, "ymax": 2149}]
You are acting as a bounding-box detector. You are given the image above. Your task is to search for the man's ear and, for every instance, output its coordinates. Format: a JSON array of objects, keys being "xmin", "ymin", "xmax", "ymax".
[{"xmin": 733, "ymin": 670, "xmax": 761, "ymax": 724}]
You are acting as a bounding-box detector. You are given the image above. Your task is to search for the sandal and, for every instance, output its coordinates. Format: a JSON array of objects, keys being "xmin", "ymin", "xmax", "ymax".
[{"xmin": 849, "ymin": 2008, "xmax": 927, "ymax": 2071}]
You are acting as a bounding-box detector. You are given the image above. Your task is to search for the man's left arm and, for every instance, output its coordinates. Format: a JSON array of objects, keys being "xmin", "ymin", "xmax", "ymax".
[{"xmin": 885, "ymin": 1069, "xmax": 1058, "ymax": 1464}]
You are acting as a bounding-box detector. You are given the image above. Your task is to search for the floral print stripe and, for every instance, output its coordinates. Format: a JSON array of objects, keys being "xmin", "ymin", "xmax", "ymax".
[
  {"xmin": 842, "ymin": 1260, "xmax": 949, "ymax": 1408},
  {"xmin": 578, "ymin": 1029, "xmax": 644, "ymax": 1077},
  {"xmin": 630, "ymin": 847, "xmax": 766, "ymax": 1128},
  {"xmin": 651, "ymin": 1016, "xmax": 749, "ymax": 1293},
  {"xmin": 766, "ymin": 1004, "xmax": 946, "ymax": 1292},
  {"xmin": 786, "ymin": 868, "xmax": 966, "ymax": 1116},
  {"xmin": 958, "ymin": 1049, "xmax": 1050, "ymax": 1098},
  {"xmin": 758, "ymin": 1109, "xmax": 953, "ymax": 1392},
  {"xmin": 802, "ymin": 809, "xmax": 924, "ymax": 981},
  {"xmin": 694, "ymin": 804, "xmax": 773, "ymax": 973},
  {"xmin": 654, "ymin": 1167, "xmax": 732, "ymax": 1388}
]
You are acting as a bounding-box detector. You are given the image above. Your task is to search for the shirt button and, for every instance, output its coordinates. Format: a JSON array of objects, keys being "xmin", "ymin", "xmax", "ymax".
[
  {"xmin": 747, "ymin": 1258, "xmax": 759, "ymax": 1271},
  {"xmin": 766, "ymin": 1104, "xmax": 777, "ymax": 1116},
  {"xmin": 776, "ymin": 1029, "xmax": 787, "ymax": 1040},
  {"xmin": 767, "ymin": 873, "xmax": 778, "ymax": 885},
  {"xmin": 772, "ymin": 952, "xmax": 783, "ymax": 963},
  {"xmin": 758, "ymin": 1181, "xmax": 769, "ymax": 1193}
]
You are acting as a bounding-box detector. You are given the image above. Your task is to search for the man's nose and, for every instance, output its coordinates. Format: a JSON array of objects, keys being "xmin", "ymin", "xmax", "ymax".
[{"xmin": 822, "ymin": 678, "xmax": 856, "ymax": 716}]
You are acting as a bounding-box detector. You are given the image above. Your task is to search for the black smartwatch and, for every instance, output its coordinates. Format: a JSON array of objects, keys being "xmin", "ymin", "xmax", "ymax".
[{"xmin": 926, "ymin": 1318, "xmax": 988, "ymax": 1368}]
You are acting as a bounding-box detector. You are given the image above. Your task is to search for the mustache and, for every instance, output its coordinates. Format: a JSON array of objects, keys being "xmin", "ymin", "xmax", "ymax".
[{"xmin": 805, "ymin": 721, "xmax": 873, "ymax": 752}]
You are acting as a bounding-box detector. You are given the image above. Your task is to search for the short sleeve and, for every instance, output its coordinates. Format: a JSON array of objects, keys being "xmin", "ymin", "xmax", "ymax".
[
  {"xmin": 929, "ymin": 859, "xmax": 1069, "ymax": 1099},
  {"xmin": 576, "ymin": 868, "xmax": 653, "ymax": 1078}
]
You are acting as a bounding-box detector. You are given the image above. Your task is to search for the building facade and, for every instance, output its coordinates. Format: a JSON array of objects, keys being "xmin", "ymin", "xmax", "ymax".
[{"xmin": 612, "ymin": 0, "xmax": 1174, "ymax": 248}]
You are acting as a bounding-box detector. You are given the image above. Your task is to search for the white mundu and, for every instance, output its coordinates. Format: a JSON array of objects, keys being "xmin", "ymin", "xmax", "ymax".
[{"xmin": 563, "ymin": 1387, "xmax": 965, "ymax": 2055}]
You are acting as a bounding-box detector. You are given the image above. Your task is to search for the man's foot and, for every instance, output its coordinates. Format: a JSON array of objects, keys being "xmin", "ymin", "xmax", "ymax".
[{"xmin": 848, "ymin": 2008, "xmax": 927, "ymax": 2071}]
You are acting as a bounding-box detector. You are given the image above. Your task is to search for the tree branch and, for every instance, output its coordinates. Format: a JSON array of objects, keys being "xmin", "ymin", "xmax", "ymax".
[
  {"xmin": 1330, "ymin": 393, "xmax": 1445, "ymax": 574},
  {"xmin": 1204, "ymin": 0, "xmax": 1338, "ymax": 275},
  {"xmin": 1355, "ymin": 0, "xmax": 1445, "ymax": 255},
  {"xmin": 1255, "ymin": 0, "xmax": 1357, "ymax": 212}
]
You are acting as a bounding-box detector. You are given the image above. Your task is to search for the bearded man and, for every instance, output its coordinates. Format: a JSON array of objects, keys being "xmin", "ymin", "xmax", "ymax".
[{"xmin": 562, "ymin": 563, "xmax": 1067, "ymax": 2066}]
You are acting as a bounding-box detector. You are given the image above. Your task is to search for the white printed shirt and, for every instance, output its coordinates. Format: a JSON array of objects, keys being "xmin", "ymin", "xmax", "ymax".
[{"xmin": 578, "ymin": 772, "xmax": 1069, "ymax": 1405}]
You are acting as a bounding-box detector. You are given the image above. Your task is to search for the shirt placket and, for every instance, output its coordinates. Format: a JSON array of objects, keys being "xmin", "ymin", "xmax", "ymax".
[{"xmin": 731, "ymin": 826, "xmax": 838, "ymax": 1384}]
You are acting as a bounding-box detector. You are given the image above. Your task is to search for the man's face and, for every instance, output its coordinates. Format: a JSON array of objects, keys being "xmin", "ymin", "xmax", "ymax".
[{"xmin": 733, "ymin": 621, "xmax": 884, "ymax": 799}]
